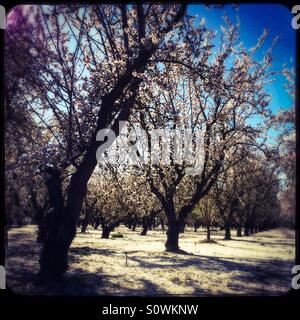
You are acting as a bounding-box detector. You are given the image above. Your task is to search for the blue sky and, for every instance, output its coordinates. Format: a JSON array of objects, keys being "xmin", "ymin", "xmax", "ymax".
[{"xmin": 188, "ymin": 4, "xmax": 296, "ymax": 114}]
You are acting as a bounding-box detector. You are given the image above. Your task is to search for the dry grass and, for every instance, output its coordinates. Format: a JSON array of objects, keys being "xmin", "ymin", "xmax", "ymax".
[{"xmin": 5, "ymin": 225, "xmax": 295, "ymax": 296}]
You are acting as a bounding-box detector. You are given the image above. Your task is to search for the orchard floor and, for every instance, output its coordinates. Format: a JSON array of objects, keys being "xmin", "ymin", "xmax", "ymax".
[{"xmin": 5, "ymin": 225, "xmax": 295, "ymax": 296}]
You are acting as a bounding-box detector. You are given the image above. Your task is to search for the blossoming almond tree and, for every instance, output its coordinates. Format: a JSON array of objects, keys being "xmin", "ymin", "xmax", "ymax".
[
  {"xmin": 235, "ymin": 156, "xmax": 280, "ymax": 235},
  {"xmin": 132, "ymin": 16, "xmax": 277, "ymax": 252},
  {"xmin": 191, "ymin": 193, "xmax": 218, "ymax": 242},
  {"xmin": 6, "ymin": 4, "xmax": 187, "ymax": 281},
  {"xmin": 84, "ymin": 164, "xmax": 160, "ymax": 238}
]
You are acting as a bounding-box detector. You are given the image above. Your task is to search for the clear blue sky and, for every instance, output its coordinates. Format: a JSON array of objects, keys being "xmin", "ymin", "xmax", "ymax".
[{"xmin": 188, "ymin": 4, "xmax": 296, "ymax": 115}]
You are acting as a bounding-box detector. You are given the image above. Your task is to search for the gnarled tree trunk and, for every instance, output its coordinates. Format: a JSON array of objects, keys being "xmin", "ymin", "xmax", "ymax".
[
  {"xmin": 38, "ymin": 154, "xmax": 94, "ymax": 282},
  {"xmin": 165, "ymin": 222, "xmax": 180, "ymax": 252},
  {"xmin": 165, "ymin": 211, "xmax": 180, "ymax": 252}
]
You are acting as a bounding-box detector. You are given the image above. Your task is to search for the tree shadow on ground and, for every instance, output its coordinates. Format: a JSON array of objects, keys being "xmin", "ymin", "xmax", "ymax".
[
  {"xmin": 126, "ymin": 253, "xmax": 292, "ymax": 293},
  {"xmin": 230, "ymin": 238, "xmax": 294, "ymax": 247},
  {"xmin": 35, "ymin": 270, "xmax": 167, "ymax": 296},
  {"xmin": 69, "ymin": 246, "xmax": 116, "ymax": 257}
]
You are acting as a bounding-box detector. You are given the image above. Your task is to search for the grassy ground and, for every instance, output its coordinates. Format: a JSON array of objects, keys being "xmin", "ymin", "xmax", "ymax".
[{"xmin": 5, "ymin": 225, "xmax": 295, "ymax": 296}]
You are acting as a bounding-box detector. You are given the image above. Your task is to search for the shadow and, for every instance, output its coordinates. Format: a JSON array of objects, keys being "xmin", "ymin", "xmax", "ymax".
[
  {"xmin": 29, "ymin": 268, "xmax": 168, "ymax": 296},
  {"xmin": 166, "ymin": 249, "xmax": 191, "ymax": 255},
  {"xmin": 125, "ymin": 252, "xmax": 293, "ymax": 291},
  {"xmin": 138, "ymin": 279, "xmax": 166, "ymax": 296},
  {"xmin": 199, "ymin": 239, "xmax": 218, "ymax": 244},
  {"xmin": 127, "ymin": 254, "xmax": 199, "ymax": 269},
  {"xmin": 230, "ymin": 238, "xmax": 294, "ymax": 247},
  {"xmin": 69, "ymin": 247, "xmax": 116, "ymax": 257}
]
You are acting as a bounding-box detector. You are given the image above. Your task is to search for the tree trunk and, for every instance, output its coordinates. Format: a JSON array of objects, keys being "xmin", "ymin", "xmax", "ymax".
[
  {"xmin": 38, "ymin": 165, "xmax": 89, "ymax": 282},
  {"xmin": 81, "ymin": 221, "xmax": 88, "ymax": 233},
  {"xmin": 236, "ymin": 225, "xmax": 242, "ymax": 237},
  {"xmin": 81, "ymin": 211, "xmax": 90, "ymax": 233},
  {"xmin": 224, "ymin": 226, "xmax": 231, "ymax": 240},
  {"xmin": 38, "ymin": 219, "xmax": 75, "ymax": 282},
  {"xmin": 249, "ymin": 226, "xmax": 254, "ymax": 235},
  {"xmin": 94, "ymin": 217, "xmax": 100, "ymax": 230},
  {"xmin": 194, "ymin": 222, "xmax": 198, "ymax": 232},
  {"xmin": 132, "ymin": 222, "xmax": 136, "ymax": 231},
  {"xmin": 165, "ymin": 215, "xmax": 180, "ymax": 252},
  {"xmin": 140, "ymin": 224, "xmax": 148, "ymax": 236},
  {"xmin": 101, "ymin": 225, "xmax": 112, "ymax": 239},
  {"xmin": 206, "ymin": 225, "xmax": 211, "ymax": 242}
]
